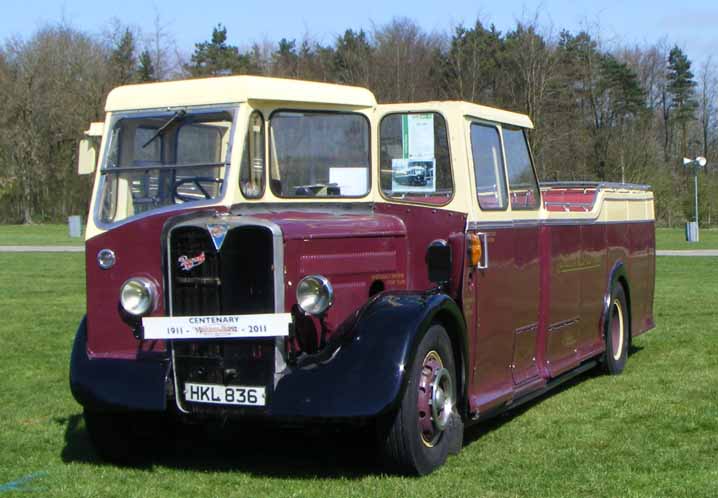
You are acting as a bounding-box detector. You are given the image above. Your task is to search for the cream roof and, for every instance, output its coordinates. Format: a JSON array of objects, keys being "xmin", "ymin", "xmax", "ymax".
[
  {"xmin": 105, "ymin": 75, "xmax": 378, "ymax": 112},
  {"xmin": 377, "ymin": 101, "xmax": 534, "ymax": 129}
]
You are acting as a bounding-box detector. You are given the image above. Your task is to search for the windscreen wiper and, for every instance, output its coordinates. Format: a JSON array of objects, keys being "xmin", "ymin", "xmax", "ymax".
[{"xmin": 142, "ymin": 109, "xmax": 187, "ymax": 149}]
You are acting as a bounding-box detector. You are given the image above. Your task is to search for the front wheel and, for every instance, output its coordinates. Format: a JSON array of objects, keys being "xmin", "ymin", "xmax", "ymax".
[
  {"xmin": 603, "ymin": 284, "xmax": 629, "ymax": 375},
  {"xmin": 380, "ymin": 324, "xmax": 460, "ymax": 475}
]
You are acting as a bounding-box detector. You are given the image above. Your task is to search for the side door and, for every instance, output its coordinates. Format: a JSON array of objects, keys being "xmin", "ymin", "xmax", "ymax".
[
  {"xmin": 501, "ymin": 126, "xmax": 542, "ymax": 387},
  {"xmin": 464, "ymin": 120, "xmax": 516, "ymax": 414}
]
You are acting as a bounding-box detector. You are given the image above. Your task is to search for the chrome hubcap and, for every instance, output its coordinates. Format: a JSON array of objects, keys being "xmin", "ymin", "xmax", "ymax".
[{"xmin": 417, "ymin": 351, "xmax": 454, "ymax": 447}]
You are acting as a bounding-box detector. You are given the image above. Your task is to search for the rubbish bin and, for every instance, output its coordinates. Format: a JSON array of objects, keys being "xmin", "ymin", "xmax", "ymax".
[
  {"xmin": 68, "ymin": 216, "xmax": 83, "ymax": 238},
  {"xmin": 685, "ymin": 221, "xmax": 699, "ymax": 242}
]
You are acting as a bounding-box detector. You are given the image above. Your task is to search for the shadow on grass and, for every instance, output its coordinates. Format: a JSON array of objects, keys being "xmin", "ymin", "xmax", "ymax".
[
  {"xmin": 463, "ymin": 347, "xmax": 644, "ymax": 445},
  {"xmin": 57, "ymin": 413, "xmax": 382, "ymax": 478},
  {"xmin": 58, "ymin": 350, "xmax": 646, "ymax": 477}
]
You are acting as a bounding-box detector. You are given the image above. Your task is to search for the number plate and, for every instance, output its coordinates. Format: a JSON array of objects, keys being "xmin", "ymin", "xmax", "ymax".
[
  {"xmin": 184, "ymin": 382, "xmax": 266, "ymax": 407},
  {"xmin": 142, "ymin": 313, "xmax": 291, "ymax": 340}
]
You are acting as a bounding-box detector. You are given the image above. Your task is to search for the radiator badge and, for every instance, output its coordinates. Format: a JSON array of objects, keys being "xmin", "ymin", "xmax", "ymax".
[
  {"xmin": 207, "ymin": 223, "xmax": 229, "ymax": 251},
  {"xmin": 178, "ymin": 252, "xmax": 206, "ymax": 271}
]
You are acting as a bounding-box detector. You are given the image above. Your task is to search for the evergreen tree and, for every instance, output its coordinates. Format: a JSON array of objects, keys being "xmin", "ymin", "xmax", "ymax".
[
  {"xmin": 667, "ymin": 45, "xmax": 697, "ymax": 156},
  {"xmin": 332, "ymin": 29, "xmax": 372, "ymax": 85},
  {"xmin": 137, "ymin": 50, "xmax": 156, "ymax": 82},
  {"xmin": 186, "ymin": 24, "xmax": 249, "ymax": 76},
  {"xmin": 272, "ymin": 38, "xmax": 298, "ymax": 77},
  {"xmin": 442, "ymin": 21, "xmax": 503, "ymax": 102},
  {"xmin": 110, "ymin": 29, "xmax": 137, "ymax": 85}
]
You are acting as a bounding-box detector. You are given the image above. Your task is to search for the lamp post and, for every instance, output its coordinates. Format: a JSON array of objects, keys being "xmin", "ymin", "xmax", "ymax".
[{"xmin": 683, "ymin": 156, "xmax": 707, "ymax": 242}]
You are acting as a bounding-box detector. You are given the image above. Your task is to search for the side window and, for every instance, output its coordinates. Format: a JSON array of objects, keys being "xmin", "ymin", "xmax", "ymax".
[
  {"xmin": 470, "ymin": 123, "xmax": 508, "ymax": 210},
  {"xmin": 240, "ymin": 111, "xmax": 265, "ymax": 198},
  {"xmin": 503, "ymin": 126, "xmax": 540, "ymax": 210},
  {"xmin": 380, "ymin": 112, "xmax": 453, "ymax": 204}
]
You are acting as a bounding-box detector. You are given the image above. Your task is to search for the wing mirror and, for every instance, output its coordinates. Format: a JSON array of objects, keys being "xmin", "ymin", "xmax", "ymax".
[{"xmin": 77, "ymin": 122, "xmax": 104, "ymax": 175}]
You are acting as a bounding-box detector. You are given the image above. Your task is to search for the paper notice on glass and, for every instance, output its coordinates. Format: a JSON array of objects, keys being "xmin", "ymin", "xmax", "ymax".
[
  {"xmin": 329, "ymin": 167, "xmax": 368, "ymax": 196},
  {"xmin": 391, "ymin": 158, "xmax": 436, "ymax": 193},
  {"xmin": 405, "ymin": 114, "xmax": 435, "ymax": 159}
]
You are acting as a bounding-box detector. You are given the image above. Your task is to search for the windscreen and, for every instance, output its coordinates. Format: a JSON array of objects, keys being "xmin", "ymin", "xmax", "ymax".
[{"xmin": 97, "ymin": 107, "xmax": 235, "ymax": 224}]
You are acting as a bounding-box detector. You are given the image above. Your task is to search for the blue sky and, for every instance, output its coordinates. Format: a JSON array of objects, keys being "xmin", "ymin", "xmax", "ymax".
[{"xmin": 2, "ymin": 0, "xmax": 718, "ymax": 65}]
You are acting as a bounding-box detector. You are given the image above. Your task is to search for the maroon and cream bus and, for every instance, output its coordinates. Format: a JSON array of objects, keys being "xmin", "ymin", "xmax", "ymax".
[{"xmin": 71, "ymin": 76, "xmax": 655, "ymax": 475}]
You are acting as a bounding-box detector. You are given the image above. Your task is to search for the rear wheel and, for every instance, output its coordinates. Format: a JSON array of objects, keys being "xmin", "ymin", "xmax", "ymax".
[
  {"xmin": 84, "ymin": 410, "xmax": 173, "ymax": 464},
  {"xmin": 381, "ymin": 324, "xmax": 460, "ymax": 475},
  {"xmin": 603, "ymin": 284, "xmax": 629, "ymax": 375}
]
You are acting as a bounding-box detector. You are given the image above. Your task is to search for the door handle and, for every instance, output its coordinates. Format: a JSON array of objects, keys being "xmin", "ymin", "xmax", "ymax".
[{"xmin": 476, "ymin": 232, "xmax": 489, "ymax": 269}]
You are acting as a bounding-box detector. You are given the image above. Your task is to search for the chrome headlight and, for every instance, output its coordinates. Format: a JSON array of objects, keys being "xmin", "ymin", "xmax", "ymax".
[
  {"xmin": 296, "ymin": 275, "xmax": 334, "ymax": 315},
  {"xmin": 120, "ymin": 277, "xmax": 157, "ymax": 316}
]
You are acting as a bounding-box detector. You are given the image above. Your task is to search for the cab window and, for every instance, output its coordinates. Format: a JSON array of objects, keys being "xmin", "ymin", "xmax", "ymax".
[
  {"xmin": 240, "ymin": 111, "xmax": 265, "ymax": 198},
  {"xmin": 379, "ymin": 112, "xmax": 453, "ymax": 205},
  {"xmin": 503, "ymin": 126, "xmax": 540, "ymax": 210},
  {"xmin": 470, "ymin": 122, "xmax": 508, "ymax": 210}
]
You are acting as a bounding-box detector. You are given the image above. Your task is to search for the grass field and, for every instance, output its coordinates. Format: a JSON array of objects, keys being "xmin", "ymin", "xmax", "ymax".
[
  {"xmin": 655, "ymin": 227, "xmax": 718, "ymax": 250},
  {"xmin": 0, "ymin": 224, "xmax": 83, "ymax": 245},
  {"xmin": 0, "ymin": 254, "xmax": 716, "ymax": 497},
  {"xmin": 2, "ymin": 224, "xmax": 718, "ymax": 251}
]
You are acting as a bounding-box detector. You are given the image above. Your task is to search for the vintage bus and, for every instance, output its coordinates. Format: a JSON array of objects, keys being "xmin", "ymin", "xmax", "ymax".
[{"xmin": 71, "ymin": 76, "xmax": 655, "ymax": 475}]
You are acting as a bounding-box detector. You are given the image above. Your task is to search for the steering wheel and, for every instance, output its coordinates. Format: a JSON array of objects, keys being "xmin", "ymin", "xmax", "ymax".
[{"xmin": 172, "ymin": 177, "xmax": 223, "ymax": 203}]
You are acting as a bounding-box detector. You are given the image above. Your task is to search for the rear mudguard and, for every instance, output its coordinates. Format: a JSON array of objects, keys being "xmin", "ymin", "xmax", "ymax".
[{"xmin": 271, "ymin": 291, "xmax": 468, "ymax": 418}]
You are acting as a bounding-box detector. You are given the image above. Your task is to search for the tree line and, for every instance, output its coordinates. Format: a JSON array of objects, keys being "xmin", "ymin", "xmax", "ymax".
[{"xmin": 0, "ymin": 16, "xmax": 715, "ymax": 226}]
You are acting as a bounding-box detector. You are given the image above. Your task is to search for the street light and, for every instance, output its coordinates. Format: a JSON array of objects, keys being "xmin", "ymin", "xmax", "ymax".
[{"xmin": 683, "ymin": 156, "xmax": 707, "ymax": 242}]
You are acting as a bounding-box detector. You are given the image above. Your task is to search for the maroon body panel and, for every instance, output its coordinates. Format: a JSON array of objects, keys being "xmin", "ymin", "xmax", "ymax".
[
  {"xmin": 463, "ymin": 216, "xmax": 655, "ymax": 416},
  {"xmin": 464, "ymin": 226, "xmax": 516, "ymax": 413},
  {"xmin": 85, "ymin": 207, "xmax": 226, "ymax": 359},
  {"xmin": 82, "ymin": 195, "xmax": 654, "ymax": 418}
]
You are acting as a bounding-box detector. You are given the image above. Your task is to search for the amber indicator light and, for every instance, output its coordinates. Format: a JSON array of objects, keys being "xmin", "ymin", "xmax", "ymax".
[{"xmin": 468, "ymin": 233, "xmax": 482, "ymax": 267}]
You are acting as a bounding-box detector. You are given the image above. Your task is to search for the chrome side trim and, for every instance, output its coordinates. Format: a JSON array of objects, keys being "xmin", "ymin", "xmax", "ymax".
[
  {"xmin": 540, "ymin": 181, "xmax": 651, "ymax": 191},
  {"xmin": 467, "ymin": 218, "xmax": 655, "ymax": 231},
  {"xmin": 166, "ymin": 214, "xmax": 286, "ymax": 415}
]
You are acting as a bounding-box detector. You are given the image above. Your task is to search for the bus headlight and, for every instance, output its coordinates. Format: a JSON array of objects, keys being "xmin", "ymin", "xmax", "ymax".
[
  {"xmin": 296, "ymin": 275, "xmax": 334, "ymax": 315},
  {"xmin": 119, "ymin": 277, "xmax": 158, "ymax": 317}
]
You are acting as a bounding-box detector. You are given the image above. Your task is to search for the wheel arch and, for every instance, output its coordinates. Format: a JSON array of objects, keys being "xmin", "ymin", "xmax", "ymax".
[{"xmin": 603, "ymin": 261, "xmax": 633, "ymax": 348}]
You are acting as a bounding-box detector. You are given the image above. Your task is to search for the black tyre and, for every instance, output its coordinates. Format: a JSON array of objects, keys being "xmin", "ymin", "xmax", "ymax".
[
  {"xmin": 603, "ymin": 284, "xmax": 629, "ymax": 375},
  {"xmin": 84, "ymin": 410, "xmax": 173, "ymax": 464},
  {"xmin": 381, "ymin": 324, "xmax": 460, "ymax": 475}
]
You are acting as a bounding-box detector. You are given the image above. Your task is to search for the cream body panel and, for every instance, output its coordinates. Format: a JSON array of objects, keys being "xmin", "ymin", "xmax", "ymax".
[{"xmin": 105, "ymin": 76, "xmax": 376, "ymax": 112}]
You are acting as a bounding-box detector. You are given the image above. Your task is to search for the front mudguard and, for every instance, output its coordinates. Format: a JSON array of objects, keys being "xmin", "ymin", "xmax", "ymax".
[
  {"xmin": 70, "ymin": 316, "xmax": 170, "ymax": 412},
  {"xmin": 69, "ymin": 292, "xmax": 467, "ymax": 419},
  {"xmin": 270, "ymin": 291, "xmax": 467, "ymax": 419}
]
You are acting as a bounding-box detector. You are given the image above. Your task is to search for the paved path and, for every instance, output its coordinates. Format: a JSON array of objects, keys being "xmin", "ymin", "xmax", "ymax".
[
  {"xmin": 656, "ymin": 249, "xmax": 718, "ymax": 256},
  {"xmin": 0, "ymin": 245, "xmax": 84, "ymax": 252}
]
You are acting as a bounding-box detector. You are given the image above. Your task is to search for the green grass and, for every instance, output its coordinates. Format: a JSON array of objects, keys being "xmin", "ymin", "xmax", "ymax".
[
  {"xmin": 0, "ymin": 224, "xmax": 84, "ymax": 245},
  {"xmin": 656, "ymin": 227, "xmax": 718, "ymax": 250},
  {"xmin": 0, "ymin": 254, "xmax": 716, "ymax": 497}
]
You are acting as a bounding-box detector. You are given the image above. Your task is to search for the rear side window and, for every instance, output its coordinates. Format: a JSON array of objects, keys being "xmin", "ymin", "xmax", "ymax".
[
  {"xmin": 379, "ymin": 112, "xmax": 453, "ymax": 204},
  {"xmin": 470, "ymin": 123, "xmax": 508, "ymax": 210},
  {"xmin": 503, "ymin": 127, "xmax": 540, "ymax": 210}
]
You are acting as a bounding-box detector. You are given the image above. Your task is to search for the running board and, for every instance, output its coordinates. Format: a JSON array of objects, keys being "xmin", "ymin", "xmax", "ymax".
[{"xmin": 470, "ymin": 360, "xmax": 599, "ymax": 423}]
